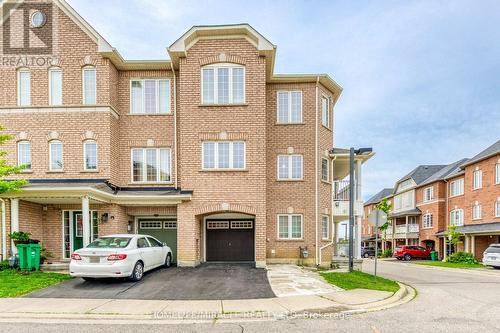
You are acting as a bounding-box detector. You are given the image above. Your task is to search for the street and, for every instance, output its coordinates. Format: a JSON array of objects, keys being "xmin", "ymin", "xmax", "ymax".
[{"xmin": 1, "ymin": 260, "xmax": 500, "ymax": 332}]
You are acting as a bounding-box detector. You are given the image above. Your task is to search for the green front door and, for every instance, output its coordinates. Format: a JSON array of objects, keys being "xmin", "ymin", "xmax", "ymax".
[
  {"xmin": 138, "ymin": 218, "xmax": 177, "ymax": 263},
  {"xmin": 72, "ymin": 211, "xmax": 98, "ymax": 251}
]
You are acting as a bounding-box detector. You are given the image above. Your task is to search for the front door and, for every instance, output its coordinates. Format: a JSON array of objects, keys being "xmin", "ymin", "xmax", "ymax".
[{"xmin": 73, "ymin": 212, "xmax": 84, "ymax": 251}]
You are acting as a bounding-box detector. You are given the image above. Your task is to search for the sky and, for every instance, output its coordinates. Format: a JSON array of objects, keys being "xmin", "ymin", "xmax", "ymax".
[{"xmin": 69, "ymin": 0, "xmax": 500, "ymax": 200}]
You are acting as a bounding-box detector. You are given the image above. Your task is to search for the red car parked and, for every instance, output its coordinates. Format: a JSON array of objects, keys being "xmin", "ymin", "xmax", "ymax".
[{"xmin": 394, "ymin": 246, "xmax": 431, "ymax": 261}]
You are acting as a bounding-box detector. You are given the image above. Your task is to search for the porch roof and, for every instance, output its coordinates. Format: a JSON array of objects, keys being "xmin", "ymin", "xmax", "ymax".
[
  {"xmin": 1, "ymin": 180, "xmax": 193, "ymax": 206},
  {"xmin": 435, "ymin": 222, "xmax": 500, "ymax": 236},
  {"xmin": 389, "ymin": 208, "xmax": 422, "ymax": 218}
]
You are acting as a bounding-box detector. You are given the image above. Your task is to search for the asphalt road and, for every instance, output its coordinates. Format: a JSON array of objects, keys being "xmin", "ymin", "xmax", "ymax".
[{"xmin": 2, "ymin": 260, "xmax": 500, "ymax": 332}]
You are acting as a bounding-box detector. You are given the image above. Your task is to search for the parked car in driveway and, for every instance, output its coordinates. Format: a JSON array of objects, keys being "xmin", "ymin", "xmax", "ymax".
[
  {"xmin": 394, "ymin": 245, "xmax": 431, "ymax": 261},
  {"xmin": 69, "ymin": 234, "xmax": 173, "ymax": 281},
  {"xmin": 482, "ymin": 244, "xmax": 500, "ymax": 269}
]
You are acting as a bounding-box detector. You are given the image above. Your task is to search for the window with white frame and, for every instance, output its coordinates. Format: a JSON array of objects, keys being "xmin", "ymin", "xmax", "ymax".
[
  {"xmin": 496, "ymin": 163, "xmax": 500, "ymax": 184},
  {"xmin": 496, "ymin": 199, "xmax": 500, "ymax": 217},
  {"xmin": 202, "ymin": 141, "xmax": 245, "ymax": 170},
  {"xmin": 83, "ymin": 140, "xmax": 98, "ymax": 170},
  {"xmin": 130, "ymin": 79, "xmax": 170, "ymax": 114},
  {"xmin": 450, "ymin": 178, "xmax": 464, "ymax": 196},
  {"xmin": 49, "ymin": 67, "xmax": 62, "ymax": 105},
  {"xmin": 278, "ymin": 154, "xmax": 303, "ymax": 180},
  {"xmin": 472, "ymin": 202, "xmax": 482, "ymax": 220},
  {"xmin": 321, "ymin": 215, "xmax": 329, "ymax": 240},
  {"xmin": 82, "ymin": 66, "xmax": 96, "ymax": 105},
  {"xmin": 278, "ymin": 214, "xmax": 303, "ymax": 239},
  {"xmin": 131, "ymin": 148, "xmax": 171, "ymax": 182},
  {"xmin": 450, "ymin": 209, "xmax": 464, "ymax": 226},
  {"xmin": 201, "ymin": 64, "xmax": 245, "ymax": 104},
  {"xmin": 321, "ymin": 158, "xmax": 329, "ymax": 182},
  {"xmin": 17, "ymin": 141, "xmax": 31, "ymax": 170},
  {"xmin": 49, "ymin": 140, "xmax": 63, "ymax": 171},
  {"xmin": 473, "ymin": 169, "xmax": 482, "ymax": 189},
  {"xmin": 321, "ymin": 96, "xmax": 329, "ymax": 127},
  {"xmin": 17, "ymin": 68, "xmax": 30, "ymax": 106},
  {"xmin": 277, "ymin": 91, "xmax": 302, "ymax": 123},
  {"xmin": 423, "ymin": 186, "xmax": 433, "ymax": 202},
  {"xmin": 422, "ymin": 213, "xmax": 433, "ymax": 228}
]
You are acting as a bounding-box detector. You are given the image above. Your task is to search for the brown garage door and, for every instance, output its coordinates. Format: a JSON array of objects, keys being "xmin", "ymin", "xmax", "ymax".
[{"xmin": 206, "ymin": 220, "xmax": 254, "ymax": 262}]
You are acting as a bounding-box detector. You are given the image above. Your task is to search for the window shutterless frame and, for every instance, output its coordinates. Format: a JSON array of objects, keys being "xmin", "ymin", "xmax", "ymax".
[
  {"xmin": 321, "ymin": 158, "xmax": 330, "ymax": 182},
  {"xmin": 201, "ymin": 141, "xmax": 246, "ymax": 170},
  {"xmin": 276, "ymin": 90, "xmax": 303, "ymax": 124},
  {"xmin": 17, "ymin": 68, "xmax": 31, "ymax": 106},
  {"xmin": 82, "ymin": 66, "xmax": 96, "ymax": 105},
  {"xmin": 321, "ymin": 95, "xmax": 330, "ymax": 128},
  {"xmin": 48, "ymin": 67, "xmax": 62, "ymax": 106},
  {"xmin": 129, "ymin": 78, "xmax": 171, "ymax": 114},
  {"xmin": 49, "ymin": 140, "xmax": 63, "ymax": 171},
  {"xmin": 321, "ymin": 215, "xmax": 329, "ymax": 240},
  {"xmin": 17, "ymin": 141, "xmax": 32, "ymax": 171},
  {"xmin": 83, "ymin": 140, "xmax": 98, "ymax": 171},
  {"xmin": 130, "ymin": 148, "xmax": 172, "ymax": 183},
  {"xmin": 277, "ymin": 214, "xmax": 303, "ymax": 240},
  {"xmin": 277, "ymin": 154, "xmax": 303, "ymax": 180},
  {"xmin": 200, "ymin": 63, "xmax": 245, "ymax": 105}
]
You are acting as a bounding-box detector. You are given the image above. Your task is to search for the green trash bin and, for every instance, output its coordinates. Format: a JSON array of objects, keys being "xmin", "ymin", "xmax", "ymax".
[
  {"xmin": 430, "ymin": 251, "xmax": 438, "ymax": 261},
  {"xmin": 17, "ymin": 244, "xmax": 41, "ymax": 271}
]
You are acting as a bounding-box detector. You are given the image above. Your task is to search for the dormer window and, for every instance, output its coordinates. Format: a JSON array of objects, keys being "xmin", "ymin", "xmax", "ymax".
[{"xmin": 201, "ymin": 64, "xmax": 245, "ymax": 104}]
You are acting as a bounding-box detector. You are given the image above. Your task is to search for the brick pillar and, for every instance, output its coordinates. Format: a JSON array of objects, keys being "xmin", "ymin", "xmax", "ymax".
[
  {"xmin": 255, "ymin": 212, "xmax": 266, "ymax": 268},
  {"xmin": 177, "ymin": 203, "xmax": 199, "ymax": 267}
]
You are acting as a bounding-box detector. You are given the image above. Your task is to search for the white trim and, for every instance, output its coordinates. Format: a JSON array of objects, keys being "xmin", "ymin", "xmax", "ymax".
[
  {"xmin": 277, "ymin": 214, "xmax": 303, "ymax": 240},
  {"xmin": 496, "ymin": 163, "xmax": 500, "ymax": 185},
  {"xmin": 129, "ymin": 78, "xmax": 171, "ymax": 114},
  {"xmin": 276, "ymin": 90, "xmax": 303, "ymax": 124},
  {"xmin": 62, "ymin": 209, "xmax": 98, "ymax": 259},
  {"xmin": 48, "ymin": 67, "xmax": 63, "ymax": 106},
  {"xmin": 201, "ymin": 141, "xmax": 246, "ymax": 170},
  {"xmin": 17, "ymin": 68, "xmax": 31, "ymax": 106},
  {"xmin": 83, "ymin": 139, "xmax": 98, "ymax": 171},
  {"xmin": 277, "ymin": 154, "xmax": 303, "ymax": 180},
  {"xmin": 423, "ymin": 186, "xmax": 434, "ymax": 202},
  {"xmin": 17, "ymin": 140, "xmax": 32, "ymax": 171},
  {"xmin": 201, "ymin": 63, "xmax": 246, "ymax": 105},
  {"xmin": 472, "ymin": 202, "xmax": 482, "ymax": 220},
  {"xmin": 321, "ymin": 215, "xmax": 329, "ymax": 240},
  {"xmin": 495, "ymin": 200, "xmax": 500, "ymax": 217},
  {"xmin": 49, "ymin": 140, "xmax": 63, "ymax": 171},
  {"xmin": 449, "ymin": 178, "xmax": 464, "ymax": 197},
  {"xmin": 82, "ymin": 66, "xmax": 96, "ymax": 105},
  {"xmin": 321, "ymin": 95, "xmax": 330, "ymax": 128},
  {"xmin": 130, "ymin": 147, "xmax": 172, "ymax": 184},
  {"xmin": 473, "ymin": 169, "xmax": 482, "ymax": 190},
  {"xmin": 321, "ymin": 157, "xmax": 330, "ymax": 182},
  {"xmin": 450, "ymin": 208, "xmax": 464, "ymax": 226},
  {"xmin": 422, "ymin": 213, "xmax": 433, "ymax": 229}
]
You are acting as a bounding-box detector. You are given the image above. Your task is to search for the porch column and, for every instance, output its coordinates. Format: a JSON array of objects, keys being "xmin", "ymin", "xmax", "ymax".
[
  {"xmin": 471, "ymin": 235, "xmax": 476, "ymax": 258},
  {"xmin": 465, "ymin": 236, "xmax": 470, "ymax": 253},
  {"xmin": 333, "ymin": 222, "xmax": 338, "ymax": 256},
  {"xmin": 10, "ymin": 198, "xmax": 19, "ymax": 254},
  {"xmin": 356, "ymin": 216, "xmax": 362, "ymax": 258},
  {"xmin": 443, "ymin": 237, "xmax": 447, "ymax": 261},
  {"xmin": 405, "ymin": 216, "xmax": 409, "ymax": 245},
  {"xmin": 82, "ymin": 196, "xmax": 91, "ymax": 247}
]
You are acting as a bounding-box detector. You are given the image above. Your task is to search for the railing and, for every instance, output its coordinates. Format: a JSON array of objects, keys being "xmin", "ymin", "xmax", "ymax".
[
  {"xmin": 385, "ymin": 228, "xmax": 393, "ymax": 235},
  {"xmin": 394, "ymin": 224, "xmax": 419, "ymax": 234},
  {"xmin": 333, "ymin": 180, "xmax": 350, "ymax": 201},
  {"xmin": 408, "ymin": 224, "xmax": 419, "ymax": 232}
]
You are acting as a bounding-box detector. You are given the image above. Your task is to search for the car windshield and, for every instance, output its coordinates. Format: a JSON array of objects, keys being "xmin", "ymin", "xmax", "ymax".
[
  {"xmin": 485, "ymin": 246, "xmax": 500, "ymax": 253},
  {"xmin": 87, "ymin": 237, "xmax": 131, "ymax": 248}
]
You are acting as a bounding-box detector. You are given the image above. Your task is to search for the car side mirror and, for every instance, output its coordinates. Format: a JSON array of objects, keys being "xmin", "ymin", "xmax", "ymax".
[{"xmin": 162, "ymin": 242, "xmax": 167, "ymax": 247}]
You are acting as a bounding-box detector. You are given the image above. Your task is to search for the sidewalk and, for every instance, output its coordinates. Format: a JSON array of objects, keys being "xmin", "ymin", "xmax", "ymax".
[{"xmin": 0, "ymin": 283, "xmax": 415, "ymax": 323}]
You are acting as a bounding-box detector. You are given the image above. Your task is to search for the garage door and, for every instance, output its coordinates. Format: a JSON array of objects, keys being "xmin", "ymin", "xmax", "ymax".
[
  {"xmin": 138, "ymin": 218, "xmax": 177, "ymax": 263},
  {"xmin": 206, "ymin": 220, "xmax": 254, "ymax": 262}
]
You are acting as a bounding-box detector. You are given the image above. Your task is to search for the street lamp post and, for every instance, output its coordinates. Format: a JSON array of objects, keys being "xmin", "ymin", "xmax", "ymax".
[{"xmin": 348, "ymin": 147, "xmax": 373, "ymax": 272}]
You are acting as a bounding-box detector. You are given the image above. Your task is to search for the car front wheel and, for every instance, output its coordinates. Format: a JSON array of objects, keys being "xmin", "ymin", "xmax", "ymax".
[
  {"xmin": 164, "ymin": 253, "xmax": 172, "ymax": 268},
  {"xmin": 404, "ymin": 254, "xmax": 412, "ymax": 261},
  {"xmin": 129, "ymin": 261, "xmax": 144, "ymax": 282}
]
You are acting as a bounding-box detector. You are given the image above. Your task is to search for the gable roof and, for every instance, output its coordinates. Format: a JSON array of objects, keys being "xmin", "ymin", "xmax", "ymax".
[
  {"xmin": 460, "ymin": 139, "xmax": 500, "ymax": 168},
  {"xmin": 419, "ymin": 158, "xmax": 470, "ymax": 186},
  {"xmin": 395, "ymin": 165, "xmax": 447, "ymax": 190},
  {"xmin": 365, "ymin": 188, "xmax": 393, "ymax": 205}
]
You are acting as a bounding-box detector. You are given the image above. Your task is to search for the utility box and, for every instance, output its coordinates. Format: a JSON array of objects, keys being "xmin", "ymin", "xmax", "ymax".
[{"xmin": 299, "ymin": 246, "xmax": 309, "ymax": 259}]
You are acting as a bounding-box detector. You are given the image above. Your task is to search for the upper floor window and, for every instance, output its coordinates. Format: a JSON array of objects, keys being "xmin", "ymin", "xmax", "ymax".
[
  {"xmin": 278, "ymin": 214, "xmax": 303, "ymax": 239},
  {"xmin": 496, "ymin": 199, "xmax": 500, "ymax": 217},
  {"xmin": 496, "ymin": 163, "xmax": 500, "ymax": 184},
  {"xmin": 277, "ymin": 91, "xmax": 302, "ymax": 123},
  {"xmin": 83, "ymin": 140, "xmax": 98, "ymax": 171},
  {"xmin": 321, "ymin": 215, "xmax": 329, "ymax": 240},
  {"xmin": 49, "ymin": 140, "xmax": 63, "ymax": 171},
  {"xmin": 321, "ymin": 96, "xmax": 329, "ymax": 128},
  {"xmin": 130, "ymin": 79, "xmax": 171, "ymax": 114},
  {"xmin": 423, "ymin": 186, "xmax": 433, "ymax": 202},
  {"xmin": 202, "ymin": 141, "xmax": 245, "ymax": 170},
  {"xmin": 17, "ymin": 68, "xmax": 31, "ymax": 106},
  {"xmin": 49, "ymin": 67, "xmax": 62, "ymax": 105},
  {"xmin": 450, "ymin": 178, "xmax": 464, "ymax": 197},
  {"xmin": 321, "ymin": 158, "xmax": 329, "ymax": 182},
  {"xmin": 472, "ymin": 202, "xmax": 482, "ymax": 220},
  {"xmin": 17, "ymin": 141, "xmax": 31, "ymax": 171},
  {"xmin": 278, "ymin": 154, "xmax": 303, "ymax": 180},
  {"xmin": 131, "ymin": 148, "xmax": 171, "ymax": 183},
  {"xmin": 450, "ymin": 208, "xmax": 464, "ymax": 226},
  {"xmin": 473, "ymin": 169, "xmax": 482, "ymax": 190},
  {"xmin": 82, "ymin": 66, "xmax": 96, "ymax": 105},
  {"xmin": 201, "ymin": 64, "xmax": 245, "ymax": 104},
  {"xmin": 422, "ymin": 213, "xmax": 433, "ymax": 228}
]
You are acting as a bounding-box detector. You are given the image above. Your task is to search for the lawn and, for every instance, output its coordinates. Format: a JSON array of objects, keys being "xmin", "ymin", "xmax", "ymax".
[
  {"xmin": 0, "ymin": 269, "xmax": 71, "ymax": 297},
  {"xmin": 320, "ymin": 270, "xmax": 400, "ymax": 293},
  {"xmin": 415, "ymin": 261, "xmax": 485, "ymax": 269}
]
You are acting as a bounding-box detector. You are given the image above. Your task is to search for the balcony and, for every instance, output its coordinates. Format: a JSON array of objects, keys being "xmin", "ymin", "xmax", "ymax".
[
  {"xmin": 391, "ymin": 223, "xmax": 419, "ymax": 239},
  {"xmin": 332, "ymin": 180, "xmax": 363, "ymax": 221}
]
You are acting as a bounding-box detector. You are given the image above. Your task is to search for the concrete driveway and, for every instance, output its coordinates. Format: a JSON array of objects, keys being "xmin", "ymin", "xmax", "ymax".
[{"xmin": 27, "ymin": 263, "xmax": 275, "ymax": 300}]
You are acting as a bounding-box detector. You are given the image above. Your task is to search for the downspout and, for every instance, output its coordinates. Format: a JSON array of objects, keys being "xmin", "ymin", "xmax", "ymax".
[
  {"xmin": 319, "ymin": 132, "xmax": 336, "ymax": 265},
  {"xmin": 315, "ymin": 76, "xmax": 319, "ymax": 265},
  {"xmin": 170, "ymin": 62, "xmax": 178, "ymax": 189},
  {"xmin": 443, "ymin": 179, "xmax": 449, "ymax": 260},
  {"xmin": 0, "ymin": 199, "xmax": 6, "ymax": 261}
]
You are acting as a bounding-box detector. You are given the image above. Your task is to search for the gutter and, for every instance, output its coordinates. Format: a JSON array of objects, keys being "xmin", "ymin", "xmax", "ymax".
[
  {"xmin": 0, "ymin": 199, "xmax": 5, "ymax": 261},
  {"xmin": 315, "ymin": 76, "xmax": 319, "ymax": 265},
  {"xmin": 170, "ymin": 62, "xmax": 179, "ymax": 189}
]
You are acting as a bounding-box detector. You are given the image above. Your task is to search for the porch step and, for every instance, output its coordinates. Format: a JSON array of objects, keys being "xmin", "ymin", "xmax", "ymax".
[{"xmin": 41, "ymin": 263, "xmax": 69, "ymax": 272}]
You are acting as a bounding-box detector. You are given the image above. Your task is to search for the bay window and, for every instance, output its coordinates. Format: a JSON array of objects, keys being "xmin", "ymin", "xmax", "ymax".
[
  {"xmin": 202, "ymin": 141, "xmax": 245, "ymax": 170},
  {"xmin": 202, "ymin": 64, "xmax": 245, "ymax": 104},
  {"xmin": 131, "ymin": 148, "xmax": 171, "ymax": 183},
  {"xmin": 130, "ymin": 79, "xmax": 171, "ymax": 114}
]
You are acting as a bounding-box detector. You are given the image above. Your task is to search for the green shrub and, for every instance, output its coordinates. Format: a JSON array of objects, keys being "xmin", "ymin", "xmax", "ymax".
[
  {"xmin": 446, "ymin": 251, "xmax": 478, "ymax": 264},
  {"xmin": 0, "ymin": 260, "xmax": 10, "ymax": 271},
  {"xmin": 381, "ymin": 249, "xmax": 393, "ymax": 258}
]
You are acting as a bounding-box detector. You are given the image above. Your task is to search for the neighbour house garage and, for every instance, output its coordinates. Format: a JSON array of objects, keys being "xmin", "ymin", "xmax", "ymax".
[
  {"xmin": 137, "ymin": 218, "xmax": 178, "ymax": 263},
  {"xmin": 206, "ymin": 219, "xmax": 255, "ymax": 262}
]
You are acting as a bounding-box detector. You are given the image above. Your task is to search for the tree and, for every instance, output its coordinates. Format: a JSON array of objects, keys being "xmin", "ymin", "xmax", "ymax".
[
  {"xmin": 0, "ymin": 126, "xmax": 28, "ymax": 193},
  {"xmin": 375, "ymin": 198, "xmax": 392, "ymax": 232},
  {"xmin": 444, "ymin": 225, "xmax": 463, "ymax": 246}
]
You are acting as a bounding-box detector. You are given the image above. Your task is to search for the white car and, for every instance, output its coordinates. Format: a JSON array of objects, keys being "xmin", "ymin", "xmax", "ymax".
[
  {"xmin": 69, "ymin": 234, "xmax": 173, "ymax": 281},
  {"xmin": 483, "ymin": 244, "xmax": 500, "ymax": 269}
]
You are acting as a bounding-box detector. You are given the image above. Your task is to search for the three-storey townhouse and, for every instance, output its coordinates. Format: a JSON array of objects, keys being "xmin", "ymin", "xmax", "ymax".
[
  {"xmin": 0, "ymin": 0, "xmax": 372, "ymax": 267},
  {"xmin": 361, "ymin": 188, "xmax": 392, "ymax": 250}
]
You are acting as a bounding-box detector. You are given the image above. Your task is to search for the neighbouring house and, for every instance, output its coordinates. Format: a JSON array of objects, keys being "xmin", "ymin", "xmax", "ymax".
[
  {"xmin": 361, "ymin": 188, "xmax": 393, "ymax": 250},
  {"xmin": 0, "ymin": 0, "xmax": 372, "ymax": 267},
  {"xmin": 371, "ymin": 139, "xmax": 500, "ymax": 260}
]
